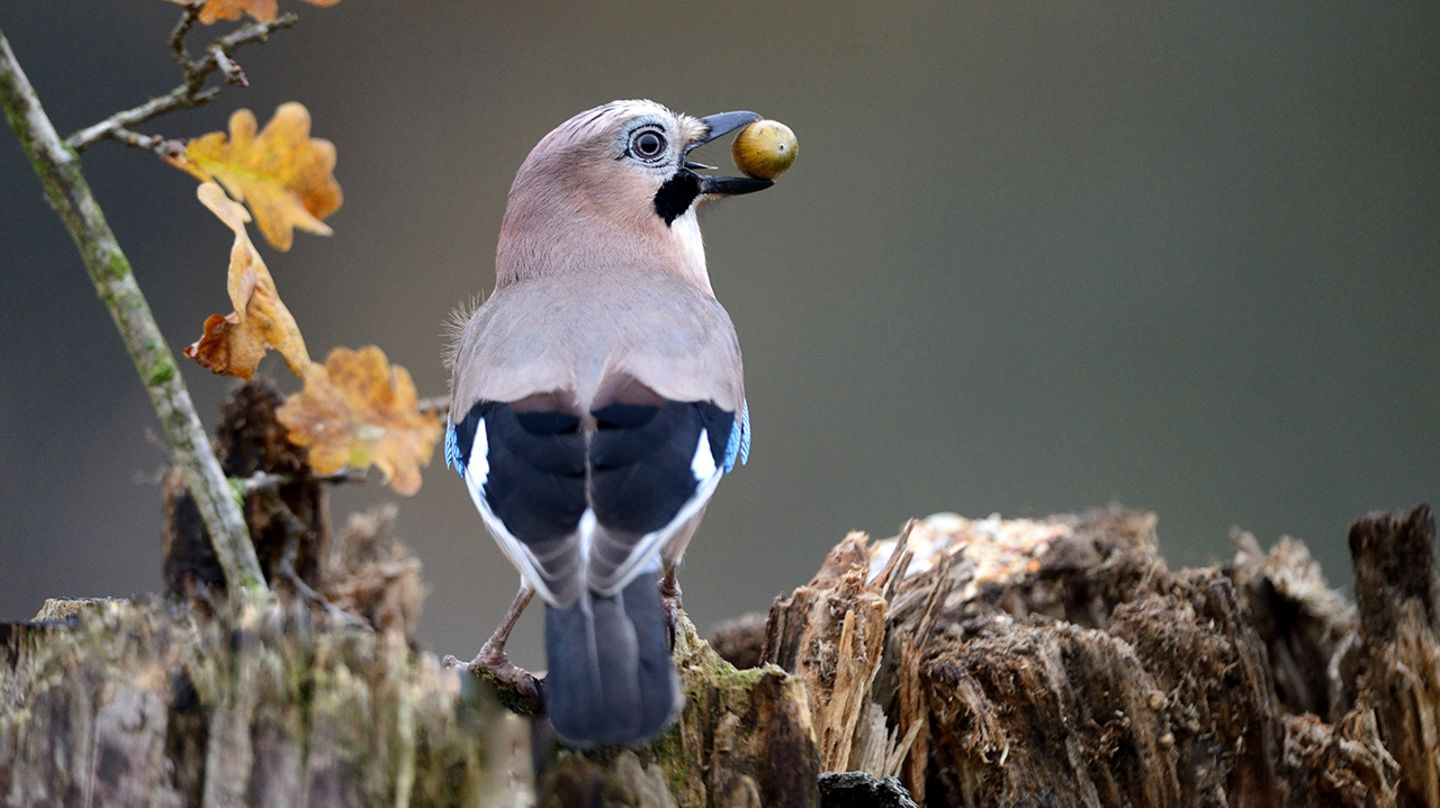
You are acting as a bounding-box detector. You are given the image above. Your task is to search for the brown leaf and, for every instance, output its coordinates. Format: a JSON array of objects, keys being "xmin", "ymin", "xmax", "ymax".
[
  {"xmin": 166, "ymin": 0, "xmax": 341, "ymax": 25},
  {"xmin": 183, "ymin": 182, "xmax": 311, "ymax": 378},
  {"xmin": 276, "ymin": 347, "xmax": 442, "ymax": 495},
  {"xmin": 172, "ymin": 103, "xmax": 341, "ymax": 251}
]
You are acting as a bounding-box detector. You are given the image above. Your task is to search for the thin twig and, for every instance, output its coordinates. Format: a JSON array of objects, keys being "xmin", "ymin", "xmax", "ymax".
[
  {"xmin": 65, "ymin": 13, "xmax": 298, "ymax": 152},
  {"xmin": 0, "ymin": 27, "xmax": 266, "ymax": 593},
  {"xmin": 209, "ymin": 46, "xmax": 249, "ymax": 88},
  {"xmin": 65, "ymin": 87, "xmax": 220, "ymax": 153},
  {"xmin": 108, "ymin": 125, "xmax": 186, "ymax": 157},
  {"xmin": 264, "ymin": 494, "xmax": 370, "ymax": 630},
  {"xmin": 169, "ymin": 0, "xmax": 205, "ymax": 89}
]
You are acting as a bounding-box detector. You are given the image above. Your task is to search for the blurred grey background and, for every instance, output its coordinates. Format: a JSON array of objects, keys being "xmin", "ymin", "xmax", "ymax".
[{"xmin": 1, "ymin": 3, "xmax": 1436, "ymax": 667}]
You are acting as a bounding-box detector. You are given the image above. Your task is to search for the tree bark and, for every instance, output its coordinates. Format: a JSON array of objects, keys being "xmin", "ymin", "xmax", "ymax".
[
  {"xmin": 3, "ymin": 502, "xmax": 1437, "ymax": 806},
  {"xmin": 0, "ymin": 27, "xmax": 263, "ymax": 593}
]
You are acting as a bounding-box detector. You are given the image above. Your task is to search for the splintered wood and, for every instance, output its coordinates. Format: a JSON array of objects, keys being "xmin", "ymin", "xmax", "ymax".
[
  {"xmin": 5, "ymin": 501, "xmax": 1439, "ymax": 807},
  {"xmin": 1348, "ymin": 506, "xmax": 1440, "ymax": 808},
  {"xmin": 763, "ymin": 532, "xmax": 894, "ymax": 773},
  {"xmin": 751, "ymin": 505, "xmax": 1440, "ymax": 808}
]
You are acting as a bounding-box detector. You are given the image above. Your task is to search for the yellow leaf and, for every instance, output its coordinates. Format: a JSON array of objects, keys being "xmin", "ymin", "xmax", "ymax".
[
  {"xmin": 276, "ymin": 347, "xmax": 442, "ymax": 495},
  {"xmin": 165, "ymin": 0, "xmax": 342, "ymax": 25},
  {"xmin": 175, "ymin": 103, "xmax": 341, "ymax": 251},
  {"xmin": 183, "ymin": 182, "xmax": 311, "ymax": 378}
]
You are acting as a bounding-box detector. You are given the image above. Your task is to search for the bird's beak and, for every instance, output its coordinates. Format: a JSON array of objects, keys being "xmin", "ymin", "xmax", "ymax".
[{"xmin": 684, "ymin": 110, "xmax": 774, "ymax": 196}]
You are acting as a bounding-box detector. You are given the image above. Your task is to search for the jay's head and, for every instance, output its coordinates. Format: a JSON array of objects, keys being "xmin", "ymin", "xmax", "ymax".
[{"xmin": 496, "ymin": 100, "xmax": 772, "ymax": 289}]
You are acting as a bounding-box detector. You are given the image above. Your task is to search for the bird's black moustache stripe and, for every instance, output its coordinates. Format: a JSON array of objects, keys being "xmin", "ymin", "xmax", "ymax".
[{"xmin": 653, "ymin": 170, "xmax": 701, "ymax": 226}]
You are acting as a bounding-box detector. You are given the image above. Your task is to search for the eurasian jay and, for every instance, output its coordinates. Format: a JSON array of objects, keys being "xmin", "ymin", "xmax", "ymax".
[{"xmin": 444, "ymin": 101, "xmax": 770, "ymax": 746}]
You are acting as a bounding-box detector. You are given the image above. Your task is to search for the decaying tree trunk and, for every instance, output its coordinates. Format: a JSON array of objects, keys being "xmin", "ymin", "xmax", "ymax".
[
  {"xmin": 0, "ymin": 595, "xmax": 525, "ymax": 807},
  {"xmin": 3, "ymin": 390, "xmax": 1438, "ymax": 807}
]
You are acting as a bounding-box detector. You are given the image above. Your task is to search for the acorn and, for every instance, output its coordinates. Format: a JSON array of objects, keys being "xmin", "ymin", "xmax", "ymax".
[{"xmin": 731, "ymin": 120, "xmax": 798, "ymax": 180}]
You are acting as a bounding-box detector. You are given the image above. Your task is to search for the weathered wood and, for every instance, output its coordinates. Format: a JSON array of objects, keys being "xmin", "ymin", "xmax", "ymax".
[
  {"xmin": 5, "ymin": 495, "xmax": 1438, "ymax": 805},
  {"xmin": 1229, "ymin": 531, "xmax": 1358, "ymax": 721},
  {"xmin": 532, "ymin": 614, "xmax": 820, "ymax": 807},
  {"xmin": 0, "ymin": 597, "xmax": 817, "ymax": 807},
  {"xmin": 1282, "ymin": 709, "xmax": 1398, "ymax": 808},
  {"xmin": 164, "ymin": 380, "xmax": 330, "ymax": 597},
  {"xmin": 0, "ymin": 597, "xmax": 526, "ymax": 807},
  {"xmin": 750, "ymin": 506, "xmax": 1437, "ymax": 808},
  {"xmin": 1348, "ymin": 505, "xmax": 1440, "ymax": 808}
]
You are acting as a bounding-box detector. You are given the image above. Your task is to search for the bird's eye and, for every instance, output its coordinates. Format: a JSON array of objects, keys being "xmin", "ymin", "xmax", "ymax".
[{"xmin": 631, "ymin": 130, "xmax": 666, "ymax": 159}]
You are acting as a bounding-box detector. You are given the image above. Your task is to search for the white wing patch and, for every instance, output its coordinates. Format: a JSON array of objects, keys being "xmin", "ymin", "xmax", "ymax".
[
  {"xmin": 461, "ymin": 417, "xmax": 566, "ymax": 604},
  {"xmin": 460, "ymin": 420, "xmax": 728, "ymax": 603},
  {"xmin": 690, "ymin": 428, "xmax": 718, "ymax": 480},
  {"xmin": 589, "ymin": 429, "xmax": 723, "ymax": 596},
  {"xmin": 465, "ymin": 423, "xmax": 490, "ymax": 487}
]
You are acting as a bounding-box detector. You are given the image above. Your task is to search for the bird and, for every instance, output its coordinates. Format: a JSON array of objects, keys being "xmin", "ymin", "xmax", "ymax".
[{"xmin": 444, "ymin": 100, "xmax": 772, "ymax": 747}]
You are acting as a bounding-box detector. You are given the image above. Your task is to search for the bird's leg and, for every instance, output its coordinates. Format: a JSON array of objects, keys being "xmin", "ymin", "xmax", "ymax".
[
  {"xmin": 445, "ymin": 582, "xmax": 535, "ymax": 668},
  {"xmin": 661, "ymin": 563, "xmax": 683, "ymax": 607},
  {"xmin": 443, "ymin": 583, "xmax": 541, "ymax": 712},
  {"xmin": 660, "ymin": 562, "xmax": 684, "ymax": 644}
]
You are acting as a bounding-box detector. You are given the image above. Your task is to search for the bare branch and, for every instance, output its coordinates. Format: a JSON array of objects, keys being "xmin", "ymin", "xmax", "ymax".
[
  {"xmin": 64, "ymin": 87, "xmax": 220, "ymax": 153},
  {"xmin": 0, "ymin": 27, "xmax": 266, "ymax": 592},
  {"xmin": 107, "ymin": 126, "xmax": 186, "ymax": 157},
  {"xmin": 168, "ymin": 0, "xmax": 205, "ymax": 90},
  {"xmin": 65, "ymin": 13, "xmax": 298, "ymax": 152},
  {"xmin": 209, "ymin": 46, "xmax": 249, "ymax": 88}
]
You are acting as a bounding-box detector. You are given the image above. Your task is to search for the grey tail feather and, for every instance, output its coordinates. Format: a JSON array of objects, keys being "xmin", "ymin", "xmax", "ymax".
[{"xmin": 543, "ymin": 573, "xmax": 678, "ymax": 747}]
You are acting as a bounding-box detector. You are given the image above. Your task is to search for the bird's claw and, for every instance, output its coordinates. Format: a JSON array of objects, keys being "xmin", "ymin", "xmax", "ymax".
[
  {"xmin": 441, "ymin": 638, "xmax": 512, "ymax": 671},
  {"xmin": 443, "ymin": 644, "xmax": 543, "ymax": 715},
  {"xmin": 661, "ymin": 595, "xmax": 683, "ymax": 652}
]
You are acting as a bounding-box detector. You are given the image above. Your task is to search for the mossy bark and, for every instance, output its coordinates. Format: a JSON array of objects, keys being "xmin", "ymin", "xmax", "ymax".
[
  {"xmin": 1, "ymin": 597, "xmax": 524, "ymax": 807},
  {"xmin": 739, "ymin": 506, "xmax": 1436, "ymax": 807},
  {"xmin": 3, "ymin": 463, "xmax": 1435, "ymax": 806}
]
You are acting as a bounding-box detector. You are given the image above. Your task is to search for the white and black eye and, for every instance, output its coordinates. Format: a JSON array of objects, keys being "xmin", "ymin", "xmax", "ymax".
[{"xmin": 630, "ymin": 129, "xmax": 667, "ymax": 160}]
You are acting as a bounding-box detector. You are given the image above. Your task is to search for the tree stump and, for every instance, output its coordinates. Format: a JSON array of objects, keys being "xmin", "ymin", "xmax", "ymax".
[{"xmin": 3, "ymin": 396, "xmax": 1437, "ymax": 808}]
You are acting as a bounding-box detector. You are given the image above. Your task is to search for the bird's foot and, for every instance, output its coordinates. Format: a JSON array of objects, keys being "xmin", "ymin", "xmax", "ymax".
[
  {"xmin": 661, "ymin": 591, "xmax": 684, "ymax": 623},
  {"xmin": 443, "ymin": 641, "xmax": 542, "ymax": 715},
  {"xmin": 660, "ymin": 573, "xmax": 683, "ymax": 616}
]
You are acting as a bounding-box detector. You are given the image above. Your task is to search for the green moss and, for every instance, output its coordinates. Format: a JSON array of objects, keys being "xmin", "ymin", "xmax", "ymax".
[
  {"xmin": 645, "ymin": 726, "xmax": 693, "ymax": 800},
  {"xmin": 106, "ymin": 251, "xmax": 130, "ymax": 279},
  {"xmin": 146, "ymin": 357, "xmax": 177, "ymax": 385},
  {"xmin": 227, "ymin": 477, "xmax": 248, "ymax": 507},
  {"xmin": 0, "ymin": 74, "xmax": 35, "ymax": 157},
  {"xmin": 710, "ymin": 662, "xmax": 768, "ymax": 690}
]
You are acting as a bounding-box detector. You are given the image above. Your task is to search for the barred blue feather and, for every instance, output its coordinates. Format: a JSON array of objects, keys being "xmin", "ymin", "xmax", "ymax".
[{"xmin": 444, "ymin": 419, "xmax": 464, "ymax": 476}]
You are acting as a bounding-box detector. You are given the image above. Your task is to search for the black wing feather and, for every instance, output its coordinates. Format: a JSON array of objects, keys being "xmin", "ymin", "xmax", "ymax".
[
  {"xmin": 455, "ymin": 400, "xmax": 586, "ymax": 546},
  {"xmin": 590, "ymin": 400, "xmax": 732, "ymax": 535}
]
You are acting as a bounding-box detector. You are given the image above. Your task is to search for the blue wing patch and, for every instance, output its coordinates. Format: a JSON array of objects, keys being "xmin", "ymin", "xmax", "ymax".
[
  {"xmin": 444, "ymin": 418, "xmax": 464, "ymax": 476},
  {"xmin": 722, "ymin": 400, "xmax": 751, "ymax": 473}
]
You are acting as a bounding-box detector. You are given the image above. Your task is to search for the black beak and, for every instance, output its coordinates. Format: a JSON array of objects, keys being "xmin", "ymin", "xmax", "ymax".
[
  {"xmin": 685, "ymin": 110, "xmax": 774, "ymax": 196},
  {"xmin": 693, "ymin": 110, "xmax": 763, "ymax": 147}
]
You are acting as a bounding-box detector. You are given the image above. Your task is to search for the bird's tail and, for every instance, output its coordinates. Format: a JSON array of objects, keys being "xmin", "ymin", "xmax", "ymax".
[{"xmin": 543, "ymin": 573, "xmax": 678, "ymax": 747}]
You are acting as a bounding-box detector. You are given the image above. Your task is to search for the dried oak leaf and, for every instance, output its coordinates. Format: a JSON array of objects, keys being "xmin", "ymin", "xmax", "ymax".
[
  {"xmin": 184, "ymin": 182, "xmax": 310, "ymax": 378},
  {"xmin": 277, "ymin": 347, "xmax": 442, "ymax": 496},
  {"xmin": 165, "ymin": 0, "xmax": 342, "ymax": 26},
  {"xmin": 172, "ymin": 103, "xmax": 341, "ymax": 251}
]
